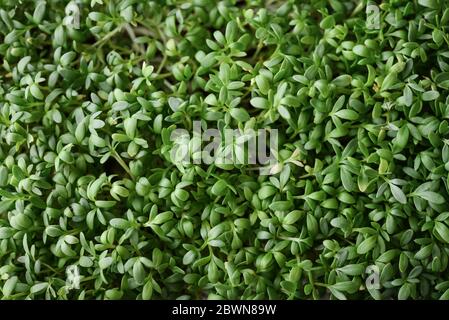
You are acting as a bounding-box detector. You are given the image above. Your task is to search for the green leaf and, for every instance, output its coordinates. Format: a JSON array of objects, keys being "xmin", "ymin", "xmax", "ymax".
[
  {"xmin": 338, "ymin": 264, "xmax": 365, "ymax": 276},
  {"xmin": 45, "ymin": 226, "xmax": 64, "ymax": 237},
  {"xmin": 340, "ymin": 167, "xmax": 355, "ymax": 192},
  {"xmin": 319, "ymin": 15, "xmax": 335, "ymax": 29},
  {"xmin": 0, "ymin": 200, "xmax": 14, "ymax": 214},
  {"xmin": 434, "ymin": 222, "xmax": 449, "ymax": 243},
  {"xmin": 283, "ymin": 210, "xmax": 303, "ymax": 225},
  {"xmin": 381, "ymin": 72, "xmax": 397, "ymax": 92},
  {"xmin": 414, "ymin": 191, "xmax": 445, "ymax": 204},
  {"xmin": 329, "ymin": 287, "xmax": 347, "ymax": 300},
  {"xmin": 230, "ymin": 108, "xmax": 250, "ymax": 122},
  {"xmin": 33, "ymin": 1, "xmax": 46, "ymax": 23},
  {"xmin": 30, "ymin": 283, "xmax": 48, "ymax": 294},
  {"xmin": 332, "ymin": 75, "xmax": 352, "ymax": 87},
  {"xmin": 278, "ymin": 105, "xmax": 291, "ymax": 120},
  {"xmin": 398, "ymin": 283, "xmax": 411, "ymax": 300},
  {"xmin": 120, "ymin": 6, "xmax": 133, "ymax": 22},
  {"xmin": 255, "ymin": 75, "xmax": 270, "ymax": 95},
  {"xmin": 0, "ymin": 227, "xmax": 15, "ymax": 239},
  {"xmin": 99, "ymin": 257, "xmax": 113, "ymax": 270},
  {"xmin": 335, "ymin": 109, "xmax": 358, "ymax": 120},
  {"xmin": 112, "ymin": 101, "xmax": 129, "ymax": 111},
  {"xmin": 269, "ymin": 201, "xmax": 292, "ymax": 211},
  {"xmin": 353, "ymin": 45, "xmax": 370, "ymax": 57},
  {"xmin": 2, "ymin": 276, "xmax": 18, "ymax": 297},
  {"xmin": 357, "ymin": 236, "xmax": 377, "ymax": 254},
  {"xmin": 418, "ymin": 0, "xmax": 437, "ymax": 9},
  {"xmin": 393, "ymin": 125, "xmax": 409, "ymax": 153},
  {"xmin": 225, "ymin": 20, "xmax": 238, "ymax": 43},
  {"xmin": 30, "ymin": 84, "xmax": 44, "ymax": 100},
  {"xmin": 211, "ymin": 180, "xmax": 227, "ymax": 196},
  {"xmin": 142, "ymin": 280, "xmax": 153, "ymax": 300},
  {"xmin": 152, "ymin": 211, "xmax": 173, "ymax": 225},
  {"xmin": 258, "ymin": 185, "xmax": 277, "ymax": 199},
  {"xmin": 330, "ymin": 280, "xmax": 359, "ymax": 293},
  {"xmin": 422, "ymin": 91, "xmax": 440, "ymax": 101},
  {"xmin": 440, "ymin": 288, "xmax": 449, "ymax": 300},
  {"xmin": 110, "ymin": 218, "xmax": 130, "ymax": 230},
  {"xmin": 250, "ymin": 97, "xmax": 269, "ymax": 109},
  {"xmin": 390, "ymin": 184, "xmax": 407, "ymax": 204},
  {"xmin": 403, "ymin": 86, "xmax": 413, "ymax": 106},
  {"xmin": 133, "ymin": 261, "xmax": 145, "ymax": 285},
  {"xmin": 183, "ymin": 250, "xmax": 196, "ymax": 265},
  {"xmin": 60, "ymin": 52, "xmax": 76, "ymax": 67}
]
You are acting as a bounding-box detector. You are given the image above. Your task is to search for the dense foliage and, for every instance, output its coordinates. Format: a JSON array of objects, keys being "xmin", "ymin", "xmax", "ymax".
[{"xmin": 1, "ymin": 0, "xmax": 449, "ymax": 300}]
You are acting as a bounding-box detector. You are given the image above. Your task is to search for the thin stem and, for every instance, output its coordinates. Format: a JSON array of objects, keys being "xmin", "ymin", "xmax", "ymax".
[
  {"xmin": 134, "ymin": 19, "xmax": 168, "ymax": 75},
  {"xmin": 154, "ymin": 25, "xmax": 168, "ymax": 74},
  {"xmin": 7, "ymin": 292, "xmax": 29, "ymax": 299},
  {"xmin": 124, "ymin": 23, "xmax": 145, "ymax": 55},
  {"xmin": 111, "ymin": 151, "xmax": 134, "ymax": 179},
  {"xmin": 156, "ymin": 53, "xmax": 167, "ymax": 75},
  {"xmin": 41, "ymin": 262, "xmax": 59, "ymax": 274},
  {"xmin": 93, "ymin": 24, "xmax": 124, "ymax": 48},
  {"xmin": 153, "ymin": 72, "xmax": 172, "ymax": 80},
  {"xmin": 133, "ymin": 26, "xmax": 157, "ymax": 38},
  {"xmin": 252, "ymin": 40, "xmax": 264, "ymax": 60},
  {"xmin": 313, "ymin": 282, "xmax": 328, "ymax": 288}
]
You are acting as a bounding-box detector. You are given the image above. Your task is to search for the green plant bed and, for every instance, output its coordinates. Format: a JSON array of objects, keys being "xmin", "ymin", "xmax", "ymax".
[{"xmin": 1, "ymin": 0, "xmax": 449, "ymax": 300}]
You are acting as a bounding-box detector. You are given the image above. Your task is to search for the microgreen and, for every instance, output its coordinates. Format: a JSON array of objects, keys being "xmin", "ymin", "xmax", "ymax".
[{"xmin": 1, "ymin": 0, "xmax": 449, "ymax": 301}]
